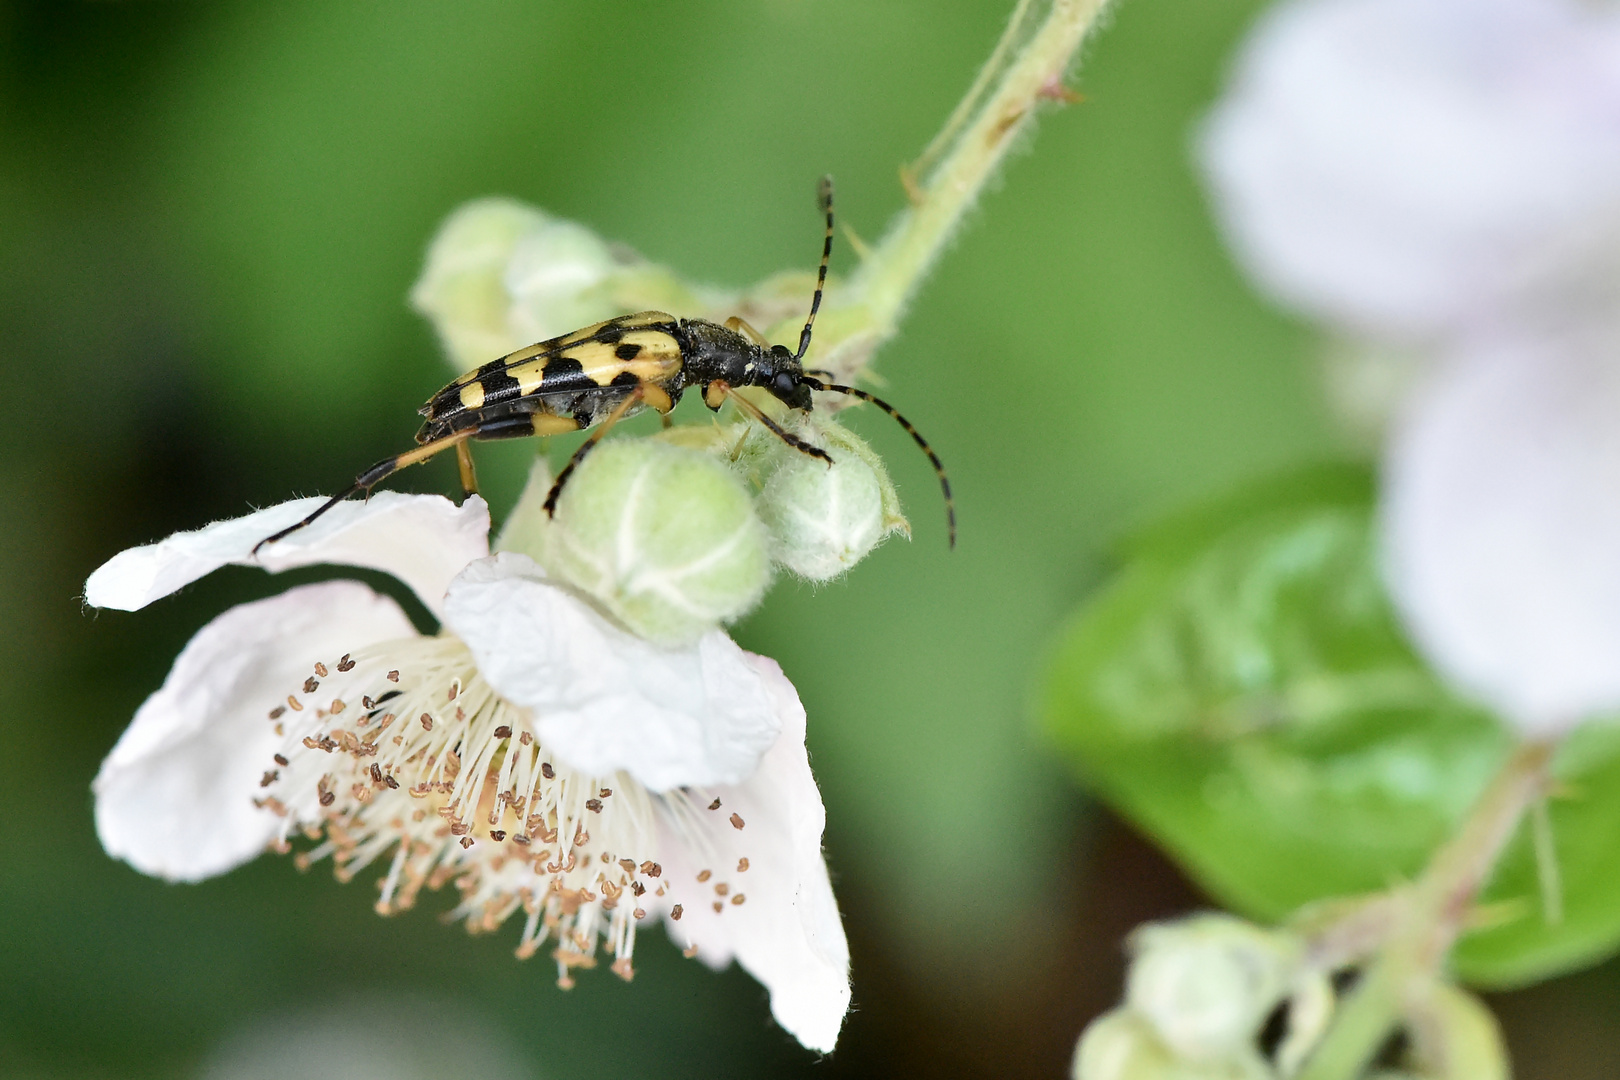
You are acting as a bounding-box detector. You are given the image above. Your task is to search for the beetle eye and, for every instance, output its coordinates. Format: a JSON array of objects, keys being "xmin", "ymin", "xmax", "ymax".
[{"xmin": 775, "ymin": 372, "xmax": 797, "ymax": 395}]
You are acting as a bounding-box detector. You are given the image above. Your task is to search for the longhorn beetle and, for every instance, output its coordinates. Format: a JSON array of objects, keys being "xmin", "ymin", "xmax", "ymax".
[{"xmin": 255, "ymin": 178, "xmax": 954, "ymax": 553}]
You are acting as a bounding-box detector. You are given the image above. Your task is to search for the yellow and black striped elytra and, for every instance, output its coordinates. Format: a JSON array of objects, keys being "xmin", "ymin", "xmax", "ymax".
[{"xmin": 254, "ymin": 178, "xmax": 955, "ymax": 553}]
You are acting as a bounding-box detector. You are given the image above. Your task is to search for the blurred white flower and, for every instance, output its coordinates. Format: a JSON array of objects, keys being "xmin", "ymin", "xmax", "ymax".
[
  {"xmin": 1201, "ymin": 0, "xmax": 1620, "ymax": 736},
  {"xmin": 84, "ymin": 494, "xmax": 850, "ymax": 1052}
]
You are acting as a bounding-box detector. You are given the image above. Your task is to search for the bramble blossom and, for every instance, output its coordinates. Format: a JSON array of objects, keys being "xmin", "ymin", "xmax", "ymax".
[
  {"xmin": 1201, "ymin": 0, "xmax": 1620, "ymax": 736},
  {"xmin": 85, "ymin": 490, "xmax": 850, "ymax": 1051}
]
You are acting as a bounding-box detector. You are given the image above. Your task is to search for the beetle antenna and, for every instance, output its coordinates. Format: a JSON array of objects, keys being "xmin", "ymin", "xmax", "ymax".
[
  {"xmin": 795, "ymin": 176, "xmax": 835, "ymax": 361},
  {"xmin": 800, "ymin": 376, "xmax": 955, "ymax": 549}
]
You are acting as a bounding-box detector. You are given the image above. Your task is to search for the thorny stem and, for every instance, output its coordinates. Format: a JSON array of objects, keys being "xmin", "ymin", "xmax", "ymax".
[
  {"xmin": 1294, "ymin": 740, "xmax": 1555, "ymax": 1080},
  {"xmin": 818, "ymin": 0, "xmax": 1112, "ymax": 380}
]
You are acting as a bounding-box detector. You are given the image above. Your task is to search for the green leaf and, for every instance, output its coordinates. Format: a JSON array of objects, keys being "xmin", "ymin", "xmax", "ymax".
[{"xmin": 1041, "ymin": 466, "xmax": 1620, "ymax": 985}]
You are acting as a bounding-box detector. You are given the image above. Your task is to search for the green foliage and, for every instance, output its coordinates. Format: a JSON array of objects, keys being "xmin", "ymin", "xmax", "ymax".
[{"xmin": 1041, "ymin": 467, "xmax": 1620, "ymax": 986}]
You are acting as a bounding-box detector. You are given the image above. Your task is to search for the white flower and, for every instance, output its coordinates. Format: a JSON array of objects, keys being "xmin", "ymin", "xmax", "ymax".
[
  {"xmin": 1201, "ymin": 0, "xmax": 1620, "ymax": 735},
  {"xmin": 85, "ymin": 494, "xmax": 850, "ymax": 1051}
]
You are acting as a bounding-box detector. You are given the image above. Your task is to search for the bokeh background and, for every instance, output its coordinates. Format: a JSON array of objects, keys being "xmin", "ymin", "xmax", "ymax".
[{"xmin": 2, "ymin": 1, "xmax": 1615, "ymax": 1077}]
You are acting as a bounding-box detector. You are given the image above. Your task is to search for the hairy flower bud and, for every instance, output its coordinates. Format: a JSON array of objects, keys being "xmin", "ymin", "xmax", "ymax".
[
  {"xmin": 503, "ymin": 217, "xmax": 628, "ymax": 347},
  {"xmin": 1402, "ymin": 983, "xmax": 1509, "ymax": 1080},
  {"xmin": 412, "ymin": 199, "xmax": 732, "ymax": 374},
  {"xmin": 1071, "ymin": 1009, "xmax": 1271, "ymax": 1080},
  {"xmin": 410, "ymin": 198, "xmax": 550, "ymax": 372},
  {"xmin": 549, "ymin": 440, "xmax": 769, "ymax": 645},
  {"xmin": 1125, "ymin": 915, "xmax": 1298, "ymax": 1065},
  {"xmin": 746, "ymin": 416, "xmax": 908, "ymax": 581}
]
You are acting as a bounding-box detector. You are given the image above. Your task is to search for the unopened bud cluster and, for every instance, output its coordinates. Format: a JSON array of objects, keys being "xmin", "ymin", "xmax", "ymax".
[
  {"xmin": 497, "ymin": 408, "xmax": 907, "ymax": 646},
  {"xmin": 1071, "ymin": 913, "xmax": 1508, "ymax": 1080},
  {"xmin": 411, "ymin": 199, "xmax": 726, "ymax": 373},
  {"xmin": 417, "ymin": 197, "xmax": 911, "ymax": 647}
]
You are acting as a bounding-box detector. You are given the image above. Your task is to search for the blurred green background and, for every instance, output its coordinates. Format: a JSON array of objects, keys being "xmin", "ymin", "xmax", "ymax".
[{"xmin": 2, "ymin": 1, "xmax": 1615, "ymax": 1077}]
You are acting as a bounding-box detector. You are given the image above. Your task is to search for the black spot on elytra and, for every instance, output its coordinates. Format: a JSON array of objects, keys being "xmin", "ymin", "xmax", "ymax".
[
  {"xmin": 610, "ymin": 371, "xmax": 640, "ymax": 388},
  {"xmin": 615, "ymin": 342, "xmax": 642, "ymax": 361},
  {"xmin": 597, "ymin": 326, "xmax": 624, "ymax": 345},
  {"xmin": 479, "ymin": 369, "xmax": 520, "ymax": 402},
  {"xmin": 543, "ymin": 356, "xmax": 585, "ymax": 381}
]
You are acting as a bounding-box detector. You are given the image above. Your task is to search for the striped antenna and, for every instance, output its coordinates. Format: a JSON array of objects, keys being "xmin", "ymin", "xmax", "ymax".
[{"xmin": 795, "ymin": 176, "xmax": 836, "ymax": 361}]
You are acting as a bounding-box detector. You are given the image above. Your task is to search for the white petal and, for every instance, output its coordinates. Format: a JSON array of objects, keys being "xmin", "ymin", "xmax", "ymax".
[
  {"xmin": 94, "ymin": 581, "xmax": 416, "ymax": 881},
  {"xmin": 441, "ymin": 553, "xmax": 783, "ymax": 789},
  {"xmin": 656, "ymin": 663, "xmax": 850, "ymax": 1052},
  {"xmin": 1200, "ymin": 0, "xmax": 1620, "ymax": 338},
  {"xmin": 85, "ymin": 493, "xmax": 489, "ymax": 617},
  {"xmin": 1382, "ymin": 327, "xmax": 1620, "ymax": 734}
]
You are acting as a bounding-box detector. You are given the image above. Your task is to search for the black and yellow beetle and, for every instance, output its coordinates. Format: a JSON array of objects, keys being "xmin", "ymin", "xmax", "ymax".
[{"xmin": 256, "ymin": 178, "xmax": 953, "ymax": 552}]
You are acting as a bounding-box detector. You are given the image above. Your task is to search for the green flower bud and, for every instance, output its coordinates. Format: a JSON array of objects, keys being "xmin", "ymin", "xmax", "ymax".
[
  {"xmin": 1399, "ymin": 983, "xmax": 1509, "ymax": 1080},
  {"xmin": 412, "ymin": 198, "xmax": 735, "ymax": 375},
  {"xmin": 504, "ymin": 217, "xmax": 628, "ymax": 346},
  {"xmin": 1071, "ymin": 1009, "xmax": 1271, "ymax": 1080},
  {"xmin": 410, "ymin": 198, "xmax": 549, "ymax": 372},
  {"xmin": 549, "ymin": 439, "xmax": 769, "ymax": 645},
  {"xmin": 1125, "ymin": 914, "xmax": 1299, "ymax": 1065},
  {"xmin": 493, "ymin": 456, "xmax": 561, "ymax": 566},
  {"xmin": 746, "ymin": 415, "xmax": 909, "ymax": 581}
]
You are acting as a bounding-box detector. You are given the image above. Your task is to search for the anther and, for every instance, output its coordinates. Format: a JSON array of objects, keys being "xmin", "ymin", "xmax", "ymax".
[
  {"xmin": 420, "ymin": 713, "xmax": 433, "ymax": 731},
  {"xmin": 493, "ymin": 725, "xmax": 512, "ymax": 739},
  {"xmin": 697, "ymin": 869, "xmax": 712, "ymax": 882},
  {"xmin": 273, "ymin": 753, "xmax": 289, "ymax": 766},
  {"xmin": 599, "ymin": 788, "xmax": 612, "ymax": 798},
  {"xmin": 737, "ymin": 858, "xmax": 749, "ymax": 872},
  {"xmin": 519, "ymin": 732, "xmax": 532, "ymax": 745},
  {"xmin": 370, "ymin": 764, "xmax": 382, "ymax": 783},
  {"xmin": 729, "ymin": 813, "xmax": 746, "ymax": 830},
  {"xmin": 671, "ymin": 904, "xmax": 683, "ymax": 920},
  {"xmin": 640, "ymin": 861, "xmax": 662, "ymax": 878},
  {"xmin": 731, "ymin": 894, "xmax": 745, "ymax": 906},
  {"xmin": 304, "ymin": 677, "xmax": 320, "ymax": 694},
  {"xmin": 387, "ymin": 670, "xmax": 399, "ymax": 682},
  {"xmin": 337, "ymin": 654, "xmax": 355, "ymax": 672},
  {"xmin": 330, "ymin": 699, "xmax": 346, "ymax": 714},
  {"xmin": 490, "ymin": 830, "xmax": 507, "ymax": 841},
  {"xmin": 286, "ymin": 695, "xmax": 304, "ymax": 711},
  {"xmin": 714, "ymin": 883, "xmax": 729, "ymax": 896},
  {"xmin": 460, "ymin": 837, "xmax": 474, "ymax": 849},
  {"xmin": 708, "ymin": 798, "xmax": 722, "ymax": 810},
  {"xmin": 541, "ymin": 763, "xmax": 555, "ymax": 779},
  {"xmin": 268, "ymin": 706, "xmax": 285, "ymax": 720},
  {"xmin": 260, "ymin": 770, "xmax": 279, "ymax": 788},
  {"xmin": 712, "ymin": 902, "xmax": 724, "ymax": 914},
  {"xmin": 314, "ymin": 662, "xmax": 328, "ymax": 677}
]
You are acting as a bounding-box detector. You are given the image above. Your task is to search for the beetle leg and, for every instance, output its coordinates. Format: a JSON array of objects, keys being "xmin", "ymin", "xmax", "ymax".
[
  {"xmin": 723, "ymin": 316, "xmax": 773, "ymax": 349},
  {"xmin": 254, "ymin": 429, "xmax": 474, "ymax": 553},
  {"xmin": 542, "ymin": 384, "xmax": 646, "ymax": 516},
  {"xmin": 455, "ymin": 441, "xmax": 479, "ymax": 495},
  {"xmin": 711, "ymin": 381, "xmax": 833, "ymax": 467}
]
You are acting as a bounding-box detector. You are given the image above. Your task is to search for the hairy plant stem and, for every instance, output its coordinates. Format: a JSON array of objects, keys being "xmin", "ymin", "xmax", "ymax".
[
  {"xmin": 1295, "ymin": 740, "xmax": 1554, "ymax": 1080},
  {"xmin": 816, "ymin": 0, "xmax": 1112, "ymax": 380}
]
